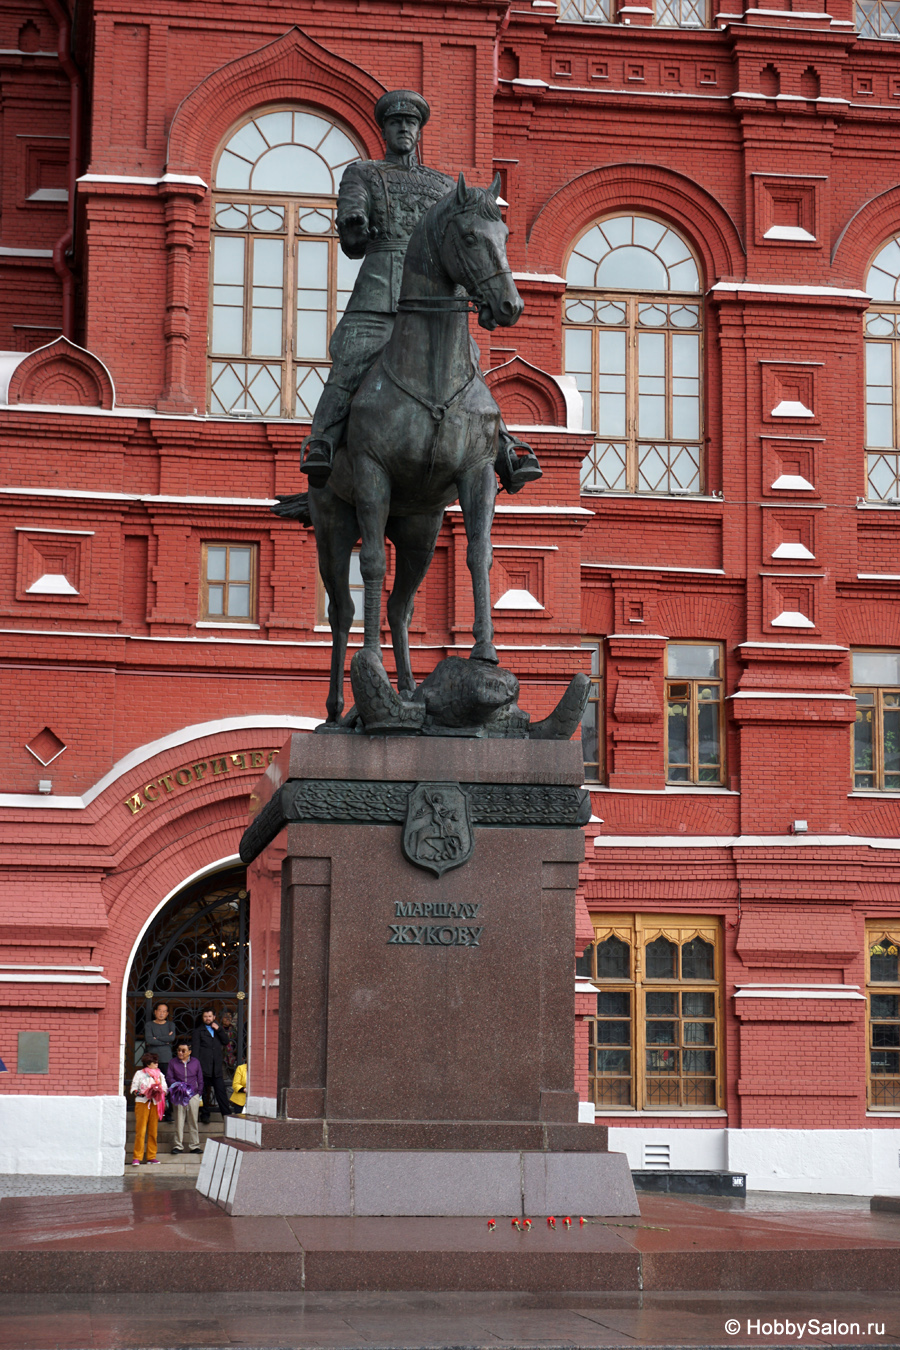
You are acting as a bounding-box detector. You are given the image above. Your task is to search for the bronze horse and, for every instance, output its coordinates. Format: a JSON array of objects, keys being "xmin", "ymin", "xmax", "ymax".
[{"xmin": 277, "ymin": 173, "xmax": 523, "ymax": 725}]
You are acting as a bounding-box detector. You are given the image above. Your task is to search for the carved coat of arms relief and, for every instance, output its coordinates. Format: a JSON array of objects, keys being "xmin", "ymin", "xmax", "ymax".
[{"xmin": 401, "ymin": 782, "xmax": 473, "ymax": 877}]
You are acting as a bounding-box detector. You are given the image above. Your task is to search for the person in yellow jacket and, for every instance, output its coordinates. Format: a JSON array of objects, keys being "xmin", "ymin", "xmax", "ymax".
[{"xmin": 230, "ymin": 1062, "xmax": 247, "ymax": 1114}]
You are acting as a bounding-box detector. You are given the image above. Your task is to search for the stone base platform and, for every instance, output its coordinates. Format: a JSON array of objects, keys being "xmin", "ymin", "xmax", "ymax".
[
  {"xmin": 225, "ymin": 1115, "xmax": 610, "ymax": 1152},
  {"xmin": 198, "ymin": 1137, "xmax": 639, "ymax": 1217},
  {"xmin": 2, "ymin": 1188, "xmax": 900, "ymax": 1294}
]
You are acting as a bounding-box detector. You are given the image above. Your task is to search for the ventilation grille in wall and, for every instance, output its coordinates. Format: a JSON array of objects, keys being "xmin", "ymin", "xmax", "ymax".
[{"xmin": 643, "ymin": 1142, "xmax": 671, "ymax": 1170}]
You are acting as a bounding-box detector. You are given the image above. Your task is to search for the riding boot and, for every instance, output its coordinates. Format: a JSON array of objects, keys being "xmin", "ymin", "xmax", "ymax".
[
  {"xmin": 495, "ymin": 427, "xmax": 543, "ymax": 494},
  {"xmin": 300, "ymin": 436, "xmax": 334, "ymax": 489},
  {"xmin": 300, "ymin": 379, "xmax": 354, "ymax": 488}
]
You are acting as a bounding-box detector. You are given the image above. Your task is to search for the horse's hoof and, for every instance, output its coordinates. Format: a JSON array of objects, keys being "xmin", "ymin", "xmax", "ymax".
[{"xmin": 470, "ymin": 642, "xmax": 499, "ymax": 665}]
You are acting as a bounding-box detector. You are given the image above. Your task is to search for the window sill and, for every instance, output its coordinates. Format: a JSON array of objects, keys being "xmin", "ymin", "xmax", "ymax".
[
  {"xmin": 196, "ymin": 621, "xmax": 260, "ymax": 630},
  {"xmin": 595, "ymin": 1109, "xmax": 728, "ymax": 1118},
  {"xmin": 848, "ymin": 791, "xmax": 900, "ymax": 797},
  {"xmin": 580, "ymin": 490, "xmax": 722, "ymax": 503},
  {"xmin": 865, "ymin": 1111, "xmax": 900, "ymax": 1117},
  {"xmin": 586, "ymin": 784, "xmax": 739, "ymax": 795}
]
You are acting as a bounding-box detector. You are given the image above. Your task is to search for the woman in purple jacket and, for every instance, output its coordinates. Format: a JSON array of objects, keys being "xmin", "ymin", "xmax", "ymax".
[{"xmin": 165, "ymin": 1041, "xmax": 204, "ymax": 1154}]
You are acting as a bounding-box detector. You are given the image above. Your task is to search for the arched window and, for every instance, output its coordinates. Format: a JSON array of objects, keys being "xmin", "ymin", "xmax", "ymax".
[
  {"xmin": 564, "ymin": 214, "xmax": 703, "ymax": 496},
  {"xmin": 209, "ymin": 107, "xmax": 363, "ymax": 419},
  {"xmin": 864, "ymin": 236, "xmax": 900, "ymax": 500}
]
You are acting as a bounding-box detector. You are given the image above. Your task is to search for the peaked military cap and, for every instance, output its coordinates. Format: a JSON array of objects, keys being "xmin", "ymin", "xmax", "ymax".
[{"xmin": 374, "ymin": 89, "xmax": 430, "ymax": 128}]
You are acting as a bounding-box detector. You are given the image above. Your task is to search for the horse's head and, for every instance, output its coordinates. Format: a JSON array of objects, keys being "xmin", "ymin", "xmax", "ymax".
[{"xmin": 438, "ymin": 173, "xmax": 524, "ymax": 331}]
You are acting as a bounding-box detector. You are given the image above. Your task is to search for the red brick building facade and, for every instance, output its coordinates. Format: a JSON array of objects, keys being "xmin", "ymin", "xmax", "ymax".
[{"xmin": 1, "ymin": 0, "xmax": 900, "ymax": 1190}]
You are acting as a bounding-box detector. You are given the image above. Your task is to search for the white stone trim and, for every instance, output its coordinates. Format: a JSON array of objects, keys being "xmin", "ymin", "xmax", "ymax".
[
  {"xmin": 711, "ymin": 282, "xmax": 869, "ymax": 299},
  {"xmin": 512, "ymin": 270, "xmax": 565, "ymax": 284},
  {"xmin": 608, "ymin": 1127, "xmax": 900, "ymax": 1195},
  {"xmin": 582, "ymin": 562, "xmax": 726, "ymax": 575},
  {"xmin": 0, "ymin": 964, "xmax": 104, "ymax": 971},
  {"xmin": 246, "ymin": 1095, "xmax": 277, "ymax": 1118},
  {"xmin": 446, "ymin": 503, "xmax": 594, "ymax": 515},
  {"xmin": 735, "ymin": 984, "xmax": 864, "ymax": 1000},
  {"xmin": 15, "ymin": 526, "xmax": 95, "ymax": 535},
  {"xmin": 0, "ymin": 1095, "xmax": 125, "ymax": 1175},
  {"xmin": 195, "ymin": 621, "xmax": 261, "ymax": 630},
  {"xmin": 77, "ymin": 172, "xmax": 208, "ymax": 188},
  {"xmin": 0, "ymin": 714, "xmax": 317, "ymax": 810},
  {"xmin": 739, "ymin": 641, "xmax": 848, "ymax": 650},
  {"xmin": 0, "ymin": 972, "xmax": 109, "ymax": 984},
  {"xmin": 588, "ymin": 784, "xmax": 738, "ymax": 795},
  {"xmin": 728, "ymin": 691, "xmax": 855, "ymax": 699},
  {"xmin": 595, "ymin": 833, "xmax": 900, "ymax": 848}
]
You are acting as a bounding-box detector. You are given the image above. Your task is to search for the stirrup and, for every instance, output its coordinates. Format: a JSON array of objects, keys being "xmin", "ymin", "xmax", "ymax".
[
  {"xmin": 301, "ymin": 439, "xmax": 333, "ymax": 489},
  {"xmin": 496, "ymin": 447, "xmax": 543, "ymax": 494}
]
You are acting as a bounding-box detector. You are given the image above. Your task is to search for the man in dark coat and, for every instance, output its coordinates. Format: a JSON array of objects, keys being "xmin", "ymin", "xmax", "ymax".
[{"xmin": 191, "ymin": 1006, "xmax": 233, "ymax": 1122}]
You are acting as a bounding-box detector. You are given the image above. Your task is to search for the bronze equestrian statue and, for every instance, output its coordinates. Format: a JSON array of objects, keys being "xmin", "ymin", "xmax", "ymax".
[{"xmin": 275, "ymin": 91, "xmax": 588, "ymax": 740}]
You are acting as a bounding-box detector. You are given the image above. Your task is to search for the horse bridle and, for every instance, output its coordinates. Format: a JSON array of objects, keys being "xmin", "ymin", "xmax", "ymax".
[{"xmin": 396, "ymin": 201, "xmax": 513, "ymax": 315}]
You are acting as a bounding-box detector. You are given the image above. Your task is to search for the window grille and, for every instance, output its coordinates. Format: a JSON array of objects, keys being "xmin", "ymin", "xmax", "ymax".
[
  {"xmin": 564, "ymin": 215, "xmax": 704, "ymax": 497},
  {"xmin": 209, "ymin": 107, "xmax": 362, "ymax": 419}
]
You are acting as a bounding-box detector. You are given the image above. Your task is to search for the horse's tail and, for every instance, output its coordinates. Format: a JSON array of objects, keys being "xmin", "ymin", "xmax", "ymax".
[{"xmin": 271, "ymin": 493, "xmax": 312, "ymax": 527}]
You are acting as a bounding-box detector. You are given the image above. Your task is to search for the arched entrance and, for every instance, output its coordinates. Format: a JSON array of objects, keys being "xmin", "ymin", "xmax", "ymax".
[{"xmin": 124, "ymin": 865, "xmax": 250, "ymax": 1097}]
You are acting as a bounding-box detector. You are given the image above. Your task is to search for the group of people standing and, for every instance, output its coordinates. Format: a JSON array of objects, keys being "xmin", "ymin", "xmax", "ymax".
[{"xmin": 130, "ymin": 1002, "xmax": 247, "ymax": 1165}]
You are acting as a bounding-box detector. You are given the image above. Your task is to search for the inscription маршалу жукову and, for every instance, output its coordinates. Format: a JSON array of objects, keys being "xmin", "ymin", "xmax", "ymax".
[{"xmin": 388, "ymin": 899, "xmax": 483, "ymax": 946}]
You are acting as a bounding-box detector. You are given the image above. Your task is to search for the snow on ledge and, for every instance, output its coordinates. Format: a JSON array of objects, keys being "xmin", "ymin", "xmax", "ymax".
[
  {"xmin": 494, "ymin": 588, "xmax": 544, "ymax": 610},
  {"xmin": 26, "ymin": 573, "xmax": 79, "ymax": 595},
  {"xmin": 763, "ymin": 225, "xmax": 817, "ymax": 242},
  {"xmin": 771, "ymin": 609, "xmax": 816, "ymax": 627},
  {"xmin": 771, "ymin": 400, "xmax": 814, "ymax": 418},
  {"xmin": 711, "ymin": 281, "xmax": 870, "ymax": 299},
  {"xmin": 771, "ymin": 473, "xmax": 815, "ymax": 490},
  {"xmin": 771, "ymin": 542, "xmax": 815, "ymax": 559}
]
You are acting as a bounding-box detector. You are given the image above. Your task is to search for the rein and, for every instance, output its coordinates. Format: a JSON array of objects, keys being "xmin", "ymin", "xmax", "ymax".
[
  {"xmin": 382, "ymin": 358, "xmax": 476, "ymax": 426},
  {"xmin": 382, "ymin": 356, "xmax": 477, "ymax": 483}
]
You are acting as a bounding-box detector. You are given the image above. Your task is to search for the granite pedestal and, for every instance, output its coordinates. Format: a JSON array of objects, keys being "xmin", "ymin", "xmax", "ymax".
[{"xmin": 201, "ymin": 734, "xmax": 637, "ymax": 1218}]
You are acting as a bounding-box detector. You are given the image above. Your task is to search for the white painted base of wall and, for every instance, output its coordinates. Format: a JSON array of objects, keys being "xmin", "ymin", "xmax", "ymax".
[
  {"xmin": 608, "ymin": 1126, "xmax": 900, "ymax": 1196},
  {"xmin": 0, "ymin": 1095, "xmax": 125, "ymax": 1175},
  {"xmin": 245, "ymin": 1095, "xmax": 277, "ymax": 1118}
]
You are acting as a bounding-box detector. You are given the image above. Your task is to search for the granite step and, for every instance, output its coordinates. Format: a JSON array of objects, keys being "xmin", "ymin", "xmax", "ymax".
[{"xmin": 1, "ymin": 1191, "xmax": 899, "ymax": 1294}]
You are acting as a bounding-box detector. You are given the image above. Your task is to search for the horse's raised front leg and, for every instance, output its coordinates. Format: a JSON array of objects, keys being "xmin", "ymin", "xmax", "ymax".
[
  {"xmin": 308, "ymin": 487, "xmax": 360, "ymax": 723},
  {"xmin": 457, "ymin": 459, "xmax": 498, "ymax": 664},
  {"xmin": 354, "ymin": 459, "xmax": 392, "ymax": 663},
  {"xmin": 385, "ymin": 510, "xmax": 445, "ymax": 699}
]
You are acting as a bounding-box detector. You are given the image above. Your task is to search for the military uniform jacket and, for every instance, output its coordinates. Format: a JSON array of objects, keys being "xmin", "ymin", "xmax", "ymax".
[{"xmin": 337, "ymin": 158, "xmax": 455, "ymax": 315}]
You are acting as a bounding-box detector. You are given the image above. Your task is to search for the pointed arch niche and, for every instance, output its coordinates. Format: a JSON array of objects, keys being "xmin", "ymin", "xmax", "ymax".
[
  {"xmin": 208, "ymin": 107, "xmax": 365, "ymax": 419},
  {"xmin": 157, "ymin": 29, "xmax": 384, "ymax": 414}
]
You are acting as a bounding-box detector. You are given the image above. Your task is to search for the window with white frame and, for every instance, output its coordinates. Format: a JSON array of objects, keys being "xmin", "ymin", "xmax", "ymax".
[
  {"xmin": 581, "ymin": 640, "xmax": 604, "ymax": 783},
  {"xmin": 864, "ymin": 237, "xmax": 900, "ymax": 500},
  {"xmin": 564, "ymin": 215, "xmax": 704, "ymax": 497},
  {"xmin": 209, "ymin": 107, "xmax": 362, "ymax": 419},
  {"xmin": 852, "ymin": 649, "xmax": 900, "ymax": 791}
]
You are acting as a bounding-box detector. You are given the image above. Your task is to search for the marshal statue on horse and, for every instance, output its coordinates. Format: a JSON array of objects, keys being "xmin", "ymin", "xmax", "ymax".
[{"xmin": 274, "ymin": 90, "xmax": 588, "ymax": 740}]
